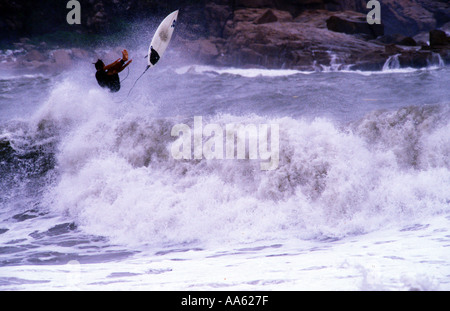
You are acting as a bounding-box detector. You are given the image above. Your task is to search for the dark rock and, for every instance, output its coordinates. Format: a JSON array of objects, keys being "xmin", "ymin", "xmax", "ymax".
[
  {"xmin": 430, "ymin": 29, "xmax": 449, "ymax": 48},
  {"xmin": 205, "ymin": 3, "xmax": 232, "ymax": 37},
  {"xmin": 235, "ymin": 0, "xmax": 277, "ymax": 8},
  {"xmin": 376, "ymin": 34, "xmax": 403, "ymax": 44},
  {"xmin": 398, "ymin": 50, "xmax": 432, "ymax": 68},
  {"xmin": 381, "ymin": 34, "xmax": 418, "ymax": 47},
  {"xmin": 326, "ymin": 14, "xmax": 384, "ymax": 39},
  {"xmin": 399, "ymin": 37, "xmax": 417, "ymax": 46},
  {"xmin": 232, "ymin": 8, "xmax": 292, "ymax": 24},
  {"xmin": 2, "ymin": 0, "xmax": 448, "ymax": 72},
  {"xmin": 217, "ymin": 8, "xmax": 390, "ymax": 70},
  {"xmin": 385, "ymin": 44, "xmax": 403, "ymax": 54},
  {"xmin": 380, "ymin": 0, "xmax": 437, "ymax": 36},
  {"xmin": 255, "ymin": 9, "xmax": 278, "ymax": 24},
  {"xmin": 0, "ymin": 139, "xmax": 14, "ymax": 162}
]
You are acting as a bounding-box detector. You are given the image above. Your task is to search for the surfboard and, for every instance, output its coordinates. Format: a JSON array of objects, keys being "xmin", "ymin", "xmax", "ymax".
[
  {"xmin": 121, "ymin": 10, "xmax": 179, "ymax": 100},
  {"xmin": 147, "ymin": 10, "xmax": 179, "ymax": 68}
]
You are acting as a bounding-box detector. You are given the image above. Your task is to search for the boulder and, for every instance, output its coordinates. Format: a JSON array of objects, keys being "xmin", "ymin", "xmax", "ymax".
[
  {"xmin": 377, "ymin": 34, "xmax": 416, "ymax": 46},
  {"xmin": 24, "ymin": 49, "xmax": 46, "ymax": 62},
  {"xmin": 184, "ymin": 38, "xmax": 220, "ymax": 62},
  {"xmin": 384, "ymin": 44, "xmax": 403, "ymax": 54},
  {"xmin": 398, "ymin": 37, "xmax": 417, "ymax": 46},
  {"xmin": 205, "ymin": 3, "xmax": 232, "ymax": 37},
  {"xmin": 235, "ymin": 0, "xmax": 277, "ymax": 8},
  {"xmin": 255, "ymin": 9, "xmax": 278, "ymax": 24},
  {"xmin": 380, "ymin": 0, "xmax": 437, "ymax": 36},
  {"xmin": 219, "ymin": 8, "xmax": 389, "ymax": 70},
  {"xmin": 429, "ymin": 29, "xmax": 449, "ymax": 48},
  {"xmin": 326, "ymin": 13, "xmax": 384, "ymax": 39},
  {"xmin": 398, "ymin": 50, "xmax": 432, "ymax": 68},
  {"xmin": 232, "ymin": 8, "xmax": 292, "ymax": 24}
]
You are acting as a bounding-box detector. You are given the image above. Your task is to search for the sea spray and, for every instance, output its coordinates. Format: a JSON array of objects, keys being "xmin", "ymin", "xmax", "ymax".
[{"xmin": 41, "ymin": 106, "xmax": 450, "ymax": 246}]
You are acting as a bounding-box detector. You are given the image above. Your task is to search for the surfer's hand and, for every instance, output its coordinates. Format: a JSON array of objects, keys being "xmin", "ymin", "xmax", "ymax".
[
  {"xmin": 121, "ymin": 60, "xmax": 132, "ymax": 71},
  {"xmin": 122, "ymin": 50, "xmax": 129, "ymax": 62}
]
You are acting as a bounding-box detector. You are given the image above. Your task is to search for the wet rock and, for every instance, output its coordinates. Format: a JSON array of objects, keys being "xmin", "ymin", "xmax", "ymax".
[
  {"xmin": 398, "ymin": 50, "xmax": 432, "ymax": 68},
  {"xmin": 380, "ymin": 0, "xmax": 437, "ymax": 36},
  {"xmin": 430, "ymin": 29, "xmax": 449, "ymax": 48},
  {"xmin": 183, "ymin": 38, "xmax": 220, "ymax": 62},
  {"xmin": 384, "ymin": 44, "xmax": 403, "ymax": 55},
  {"xmin": 217, "ymin": 8, "xmax": 390, "ymax": 69},
  {"xmin": 377, "ymin": 34, "xmax": 416, "ymax": 46},
  {"xmin": 326, "ymin": 13, "xmax": 384, "ymax": 39},
  {"xmin": 235, "ymin": 0, "xmax": 277, "ymax": 8},
  {"xmin": 24, "ymin": 49, "xmax": 46, "ymax": 62},
  {"xmin": 255, "ymin": 9, "xmax": 278, "ymax": 24},
  {"xmin": 399, "ymin": 37, "xmax": 417, "ymax": 46},
  {"xmin": 205, "ymin": 3, "xmax": 232, "ymax": 37}
]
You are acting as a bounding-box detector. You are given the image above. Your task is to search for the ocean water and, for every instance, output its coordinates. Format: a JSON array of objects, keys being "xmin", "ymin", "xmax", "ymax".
[{"xmin": 0, "ymin": 49, "xmax": 449, "ymax": 290}]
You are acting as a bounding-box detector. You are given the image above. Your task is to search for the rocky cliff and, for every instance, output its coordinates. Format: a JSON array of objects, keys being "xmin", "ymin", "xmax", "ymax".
[{"xmin": 1, "ymin": 0, "xmax": 449, "ymax": 71}]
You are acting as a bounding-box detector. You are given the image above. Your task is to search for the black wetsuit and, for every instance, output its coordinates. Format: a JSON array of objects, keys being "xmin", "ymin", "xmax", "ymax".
[{"xmin": 95, "ymin": 70, "xmax": 120, "ymax": 93}]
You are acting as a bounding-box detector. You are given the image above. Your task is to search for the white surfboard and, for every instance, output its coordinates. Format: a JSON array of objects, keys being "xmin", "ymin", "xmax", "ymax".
[{"xmin": 147, "ymin": 10, "xmax": 179, "ymax": 68}]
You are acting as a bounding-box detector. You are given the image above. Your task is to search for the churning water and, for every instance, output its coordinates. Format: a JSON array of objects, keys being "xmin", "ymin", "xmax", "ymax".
[{"xmin": 0, "ymin": 48, "xmax": 449, "ymax": 290}]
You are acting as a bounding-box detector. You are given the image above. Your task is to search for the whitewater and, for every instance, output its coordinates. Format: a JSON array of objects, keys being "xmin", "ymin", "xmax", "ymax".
[{"xmin": 0, "ymin": 47, "xmax": 449, "ymax": 290}]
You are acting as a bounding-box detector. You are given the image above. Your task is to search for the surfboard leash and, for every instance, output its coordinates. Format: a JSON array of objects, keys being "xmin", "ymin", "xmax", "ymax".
[
  {"xmin": 113, "ymin": 65, "xmax": 150, "ymax": 104},
  {"xmin": 120, "ymin": 67, "xmax": 130, "ymax": 83},
  {"xmin": 126, "ymin": 65, "xmax": 151, "ymax": 98}
]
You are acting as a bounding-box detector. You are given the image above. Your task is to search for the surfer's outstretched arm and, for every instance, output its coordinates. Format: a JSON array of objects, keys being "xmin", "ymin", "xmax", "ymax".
[
  {"xmin": 117, "ymin": 60, "xmax": 133, "ymax": 73},
  {"xmin": 104, "ymin": 58, "xmax": 121, "ymax": 71}
]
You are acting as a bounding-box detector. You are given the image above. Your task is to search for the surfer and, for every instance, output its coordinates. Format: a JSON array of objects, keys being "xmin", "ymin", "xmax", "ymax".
[{"xmin": 94, "ymin": 49, "xmax": 133, "ymax": 92}]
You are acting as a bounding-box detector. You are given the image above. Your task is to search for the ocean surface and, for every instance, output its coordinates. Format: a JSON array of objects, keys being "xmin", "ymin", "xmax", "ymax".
[{"xmin": 0, "ymin": 47, "xmax": 449, "ymax": 290}]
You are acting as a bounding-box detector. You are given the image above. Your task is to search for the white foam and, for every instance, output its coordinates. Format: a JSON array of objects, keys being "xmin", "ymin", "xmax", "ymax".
[
  {"xmin": 175, "ymin": 65, "xmax": 312, "ymax": 77},
  {"xmin": 5, "ymin": 69, "xmax": 438, "ymax": 247},
  {"xmin": 39, "ymin": 103, "xmax": 450, "ymax": 247}
]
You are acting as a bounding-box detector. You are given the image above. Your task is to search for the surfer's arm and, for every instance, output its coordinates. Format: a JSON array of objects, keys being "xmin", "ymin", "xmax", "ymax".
[
  {"xmin": 104, "ymin": 59, "xmax": 122, "ymax": 71},
  {"xmin": 118, "ymin": 60, "xmax": 133, "ymax": 73}
]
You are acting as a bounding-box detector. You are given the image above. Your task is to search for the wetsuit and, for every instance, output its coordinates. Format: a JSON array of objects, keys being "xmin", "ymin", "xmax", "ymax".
[{"xmin": 95, "ymin": 70, "xmax": 120, "ymax": 93}]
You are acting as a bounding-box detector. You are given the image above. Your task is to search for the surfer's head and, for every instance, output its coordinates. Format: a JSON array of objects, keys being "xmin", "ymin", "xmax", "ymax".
[{"xmin": 94, "ymin": 59, "xmax": 105, "ymax": 71}]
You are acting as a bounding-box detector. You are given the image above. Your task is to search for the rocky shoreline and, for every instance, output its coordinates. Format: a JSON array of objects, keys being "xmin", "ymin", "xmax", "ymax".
[{"xmin": 1, "ymin": 0, "xmax": 449, "ymax": 73}]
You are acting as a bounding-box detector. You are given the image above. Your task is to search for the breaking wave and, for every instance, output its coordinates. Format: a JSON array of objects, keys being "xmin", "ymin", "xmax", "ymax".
[{"xmin": 2, "ymin": 76, "xmax": 449, "ymax": 248}]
